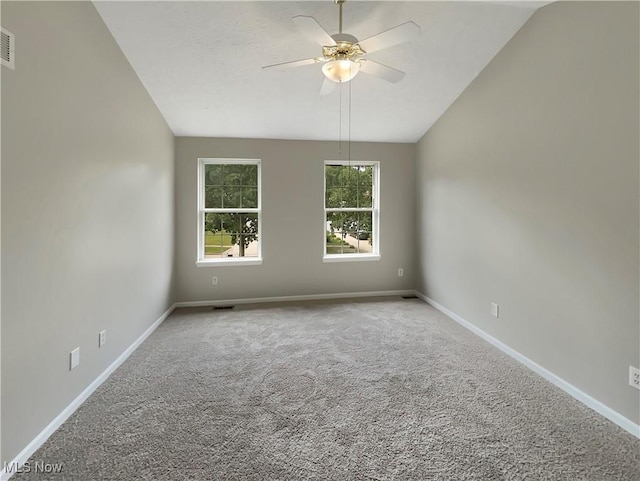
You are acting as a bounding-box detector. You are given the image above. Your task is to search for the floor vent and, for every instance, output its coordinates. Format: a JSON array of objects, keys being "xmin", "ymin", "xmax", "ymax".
[
  {"xmin": 402, "ymin": 295, "xmax": 418, "ymax": 299},
  {"xmin": 212, "ymin": 305, "xmax": 235, "ymax": 311},
  {"xmin": 1, "ymin": 27, "xmax": 15, "ymax": 70}
]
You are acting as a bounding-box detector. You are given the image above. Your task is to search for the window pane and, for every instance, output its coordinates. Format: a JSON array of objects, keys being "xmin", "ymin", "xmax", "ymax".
[
  {"xmin": 226, "ymin": 213, "xmax": 258, "ymax": 258},
  {"xmin": 223, "ymin": 186, "xmax": 241, "ymax": 208},
  {"xmin": 205, "ymin": 186, "xmax": 223, "ymax": 208},
  {"xmin": 326, "ymin": 227, "xmax": 353, "ymax": 255},
  {"xmin": 342, "ymin": 166, "xmax": 360, "ymax": 208},
  {"xmin": 357, "ymin": 166, "xmax": 373, "ymax": 208},
  {"xmin": 240, "ymin": 164, "xmax": 258, "ymax": 187},
  {"xmin": 327, "ymin": 211, "xmax": 342, "ymax": 234},
  {"xmin": 241, "ymin": 213, "xmax": 259, "ymax": 234},
  {"xmin": 241, "ymin": 187, "xmax": 258, "ymax": 208},
  {"xmin": 205, "ymin": 164, "xmax": 223, "ymax": 186},
  {"xmin": 341, "ymin": 197, "xmax": 357, "ymax": 209},
  {"xmin": 325, "ymin": 187, "xmax": 343, "ymax": 208},
  {"xmin": 358, "ymin": 211, "xmax": 372, "ymax": 235},
  {"xmin": 204, "ymin": 212, "xmax": 222, "ymax": 232},
  {"xmin": 204, "ymin": 231, "xmax": 223, "ymax": 257},
  {"xmin": 355, "ymin": 211, "xmax": 372, "ymax": 253},
  {"xmin": 204, "ymin": 213, "xmax": 231, "ymax": 258},
  {"xmin": 222, "ymin": 215, "xmax": 240, "ymax": 234},
  {"xmin": 223, "ymin": 164, "xmax": 243, "ymax": 186},
  {"xmin": 325, "ymin": 165, "xmax": 343, "ymax": 187},
  {"xmin": 358, "ymin": 190, "xmax": 373, "ymax": 208},
  {"xmin": 326, "ymin": 212, "xmax": 360, "ymax": 254}
]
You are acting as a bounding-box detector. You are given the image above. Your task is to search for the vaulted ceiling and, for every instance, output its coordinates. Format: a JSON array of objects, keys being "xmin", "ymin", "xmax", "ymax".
[{"xmin": 94, "ymin": 1, "xmax": 550, "ymax": 143}]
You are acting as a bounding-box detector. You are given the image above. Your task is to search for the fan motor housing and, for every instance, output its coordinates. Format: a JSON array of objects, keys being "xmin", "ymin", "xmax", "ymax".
[{"xmin": 323, "ymin": 33, "xmax": 365, "ymax": 61}]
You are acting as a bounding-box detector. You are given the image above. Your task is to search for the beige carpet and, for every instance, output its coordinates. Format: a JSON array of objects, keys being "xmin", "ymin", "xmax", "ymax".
[{"xmin": 13, "ymin": 298, "xmax": 640, "ymax": 480}]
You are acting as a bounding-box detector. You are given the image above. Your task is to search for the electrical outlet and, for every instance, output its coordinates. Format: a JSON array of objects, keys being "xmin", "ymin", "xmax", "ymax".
[
  {"xmin": 99, "ymin": 330, "xmax": 106, "ymax": 348},
  {"xmin": 629, "ymin": 366, "xmax": 640, "ymax": 390},
  {"xmin": 398, "ymin": 268, "xmax": 404, "ymax": 277},
  {"xmin": 70, "ymin": 347, "xmax": 80, "ymax": 370},
  {"xmin": 212, "ymin": 276, "xmax": 218, "ymax": 286},
  {"xmin": 490, "ymin": 302, "xmax": 499, "ymax": 318}
]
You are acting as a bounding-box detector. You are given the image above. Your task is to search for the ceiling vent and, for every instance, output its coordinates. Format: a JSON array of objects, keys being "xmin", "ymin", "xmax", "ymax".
[{"xmin": 1, "ymin": 27, "xmax": 15, "ymax": 70}]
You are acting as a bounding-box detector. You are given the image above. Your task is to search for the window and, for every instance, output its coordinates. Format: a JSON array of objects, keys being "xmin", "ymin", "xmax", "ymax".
[
  {"xmin": 197, "ymin": 159, "xmax": 261, "ymax": 266},
  {"xmin": 324, "ymin": 161, "xmax": 379, "ymax": 261}
]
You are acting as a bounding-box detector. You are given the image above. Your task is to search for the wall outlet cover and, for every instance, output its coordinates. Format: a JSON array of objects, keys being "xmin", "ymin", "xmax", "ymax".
[
  {"xmin": 629, "ymin": 366, "xmax": 640, "ymax": 390},
  {"xmin": 70, "ymin": 347, "xmax": 80, "ymax": 370}
]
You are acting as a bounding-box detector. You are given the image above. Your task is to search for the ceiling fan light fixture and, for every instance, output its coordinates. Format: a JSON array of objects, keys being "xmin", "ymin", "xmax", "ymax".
[{"xmin": 322, "ymin": 59, "xmax": 360, "ymax": 83}]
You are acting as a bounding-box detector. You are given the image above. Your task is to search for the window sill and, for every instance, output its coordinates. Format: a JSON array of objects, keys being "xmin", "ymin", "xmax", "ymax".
[
  {"xmin": 323, "ymin": 254, "xmax": 380, "ymax": 263},
  {"xmin": 196, "ymin": 258, "xmax": 263, "ymax": 267}
]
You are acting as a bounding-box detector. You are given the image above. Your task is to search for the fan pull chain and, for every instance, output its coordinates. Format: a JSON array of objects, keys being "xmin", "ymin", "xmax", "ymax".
[
  {"xmin": 339, "ymin": 81, "xmax": 343, "ymax": 155},
  {"xmin": 348, "ymin": 72, "xmax": 352, "ymax": 165}
]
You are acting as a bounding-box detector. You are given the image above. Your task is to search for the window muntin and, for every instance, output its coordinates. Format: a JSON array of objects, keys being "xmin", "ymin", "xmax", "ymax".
[
  {"xmin": 198, "ymin": 159, "xmax": 261, "ymax": 264},
  {"xmin": 324, "ymin": 161, "xmax": 379, "ymax": 259}
]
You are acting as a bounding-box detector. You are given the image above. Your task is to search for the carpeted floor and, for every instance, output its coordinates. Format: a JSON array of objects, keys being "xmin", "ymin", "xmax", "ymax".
[{"xmin": 13, "ymin": 297, "xmax": 640, "ymax": 480}]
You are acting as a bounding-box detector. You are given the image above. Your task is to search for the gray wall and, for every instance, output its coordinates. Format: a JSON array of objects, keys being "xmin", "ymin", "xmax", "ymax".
[
  {"xmin": 416, "ymin": 1, "xmax": 639, "ymax": 423},
  {"xmin": 1, "ymin": 1, "xmax": 175, "ymax": 462},
  {"xmin": 175, "ymin": 138, "xmax": 415, "ymax": 302}
]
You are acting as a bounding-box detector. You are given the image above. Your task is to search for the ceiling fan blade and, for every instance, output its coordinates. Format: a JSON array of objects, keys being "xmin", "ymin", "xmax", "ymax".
[
  {"xmin": 357, "ymin": 21, "xmax": 420, "ymax": 54},
  {"xmin": 293, "ymin": 15, "xmax": 337, "ymax": 47},
  {"xmin": 359, "ymin": 60, "xmax": 406, "ymax": 83},
  {"xmin": 262, "ymin": 57, "xmax": 323, "ymax": 71},
  {"xmin": 320, "ymin": 78, "xmax": 336, "ymax": 96}
]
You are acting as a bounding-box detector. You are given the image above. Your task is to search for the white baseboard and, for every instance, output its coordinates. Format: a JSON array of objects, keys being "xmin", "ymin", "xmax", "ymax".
[
  {"xmin": 175, "ymin": 290, "xmax": 415, "ymax": 308},
  {"xmin": 1, "ymin": 303, "xmax": 177, "ymax": 481},
  {"xmin": 415, "ymin": 291, "xmax": 640, "ymax": 439}
]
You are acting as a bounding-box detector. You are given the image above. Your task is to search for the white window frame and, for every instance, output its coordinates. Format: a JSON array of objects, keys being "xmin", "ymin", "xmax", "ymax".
[
  {"xmin": 196, "ymin": 158, "xmax": 262, "ymax": 267},
  {"xmin": 323, "ymin": 160, "xmax": 380, "ymax": 263}
]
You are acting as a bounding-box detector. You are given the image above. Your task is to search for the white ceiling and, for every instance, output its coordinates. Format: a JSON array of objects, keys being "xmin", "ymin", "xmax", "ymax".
[{"xmin": 94, "ymin": 1, "xmax": 548, "ymax": 143}]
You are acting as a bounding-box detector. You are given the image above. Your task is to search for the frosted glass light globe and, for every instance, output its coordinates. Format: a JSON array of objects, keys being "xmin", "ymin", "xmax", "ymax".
[{"xmin": 322, "ymin": 59, "xmax": 360, "ymax": 83}]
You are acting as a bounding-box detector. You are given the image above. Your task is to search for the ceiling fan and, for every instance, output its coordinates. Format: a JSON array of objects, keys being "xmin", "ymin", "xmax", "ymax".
[{"xmin": 262, "ymin": 0, "xmax": 420, "ymax": 95}]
